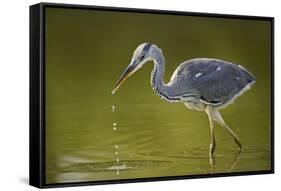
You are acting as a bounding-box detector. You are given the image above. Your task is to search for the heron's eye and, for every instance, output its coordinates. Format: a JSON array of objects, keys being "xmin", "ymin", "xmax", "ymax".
[{"xmin": 140, "ymin": 55, "xmax": 145, "ymax": 60}]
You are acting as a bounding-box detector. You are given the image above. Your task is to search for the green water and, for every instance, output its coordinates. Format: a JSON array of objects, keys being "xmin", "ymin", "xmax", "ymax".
[{"xmin": 45, "ymin": 7, "xmax": 272, "ymax": 184}]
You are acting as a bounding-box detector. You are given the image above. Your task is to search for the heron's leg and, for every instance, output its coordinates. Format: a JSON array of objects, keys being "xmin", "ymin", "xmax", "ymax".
[
  {"xmin": 212, "ymin": 109, "xmax": 242, "ymax": 150},
  {"xmin": 205, "ymin": 106, "xmax": 216, "ymax": 155}
]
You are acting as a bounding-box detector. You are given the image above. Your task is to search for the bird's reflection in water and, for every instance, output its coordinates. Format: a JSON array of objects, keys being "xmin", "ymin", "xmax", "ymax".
[
  {"xmin": 209, "ymin": 150, "xmax": 242, "ymax": 174},
  {"xmin": 228, "ymin": 150, "xmax": 242, "ymax": 172},
  {"xmin": 209, "ymin": 154, "xmax": 216, "ymax": 173}
]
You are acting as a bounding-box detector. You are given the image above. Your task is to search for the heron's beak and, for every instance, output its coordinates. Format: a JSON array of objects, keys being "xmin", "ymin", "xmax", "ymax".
[{"xmin": 112, "ymin": 61, "xmax": 137, "ymax": 94}]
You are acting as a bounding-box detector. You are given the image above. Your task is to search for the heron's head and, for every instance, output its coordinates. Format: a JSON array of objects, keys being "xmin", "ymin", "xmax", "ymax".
[{"xmin": 112, "ymin": 43, "xmax": 156, "ymax": 94}]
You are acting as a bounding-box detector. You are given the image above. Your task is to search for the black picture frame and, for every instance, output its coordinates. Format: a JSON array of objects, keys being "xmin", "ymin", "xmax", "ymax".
[{"xmin": 29, "ymin": 2, "xmax": 274, "ymax": 188}]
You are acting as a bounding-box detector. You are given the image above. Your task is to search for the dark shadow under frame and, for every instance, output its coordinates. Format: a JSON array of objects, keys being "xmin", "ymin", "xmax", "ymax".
[{"xmin": 29, "ymin": 2, "xmax": 275, "ymax": 189}]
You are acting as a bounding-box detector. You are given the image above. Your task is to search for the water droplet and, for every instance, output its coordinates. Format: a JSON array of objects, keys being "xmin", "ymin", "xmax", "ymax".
[
  {"xmin": 113, "ymin": 122, "xmax": 117, "ymax": 126},
  {"xmin": 115, "ymin": 145, "xmax": 119, "ymax": 149},
  {"xmin": 115, "ymin": 151, "xmax": 119, "ymax": 155},
  {"xmin": 113, "ymin": 127, "xmax": 117, "ymax": 131},
  {"xmin": 112, "ymin": 90, "xmax": 116, "ymax": 95},
  {"xmin": 112, "ymin": 105, "xmax": 115, "ymax": 112},
  {"xmin": 116, "ymin": 169, "xmax": 119, "ymax": 175},
  {"xmin": 116, "ymin": 158, "xmax": 119, "ymax": 162}
]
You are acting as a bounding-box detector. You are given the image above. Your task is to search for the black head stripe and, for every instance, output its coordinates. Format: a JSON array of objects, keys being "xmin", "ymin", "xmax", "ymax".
[{"xmin": 143, "ymin": 43, "xmax": 152, "ymax": 53}]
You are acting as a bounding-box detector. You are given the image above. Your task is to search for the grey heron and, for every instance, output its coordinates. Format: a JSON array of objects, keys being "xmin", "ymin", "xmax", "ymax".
[{"xmin": 112, "ymin": 43, "xmax": 255, "ymax": 155}]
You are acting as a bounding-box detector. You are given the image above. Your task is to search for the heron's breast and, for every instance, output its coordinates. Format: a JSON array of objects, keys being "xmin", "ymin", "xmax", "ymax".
[{"xmin": 183, "ymin": 97, "xmax": 206, "ymax": 111}]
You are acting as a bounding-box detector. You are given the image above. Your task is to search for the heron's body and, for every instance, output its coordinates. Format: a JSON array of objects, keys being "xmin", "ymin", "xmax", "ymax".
[
  {"xmin": 152, "ymin": 58, "xmax": 255, "ymax": 111},
  {"xmin": 113, "ymin": 43, "xmax": 256, "ymax": 155}
]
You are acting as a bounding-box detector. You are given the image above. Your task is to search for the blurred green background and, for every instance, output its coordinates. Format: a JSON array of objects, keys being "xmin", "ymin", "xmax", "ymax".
[{"xmin": 45, "ymin": 7, "xmax": 272, "ymax": 184}]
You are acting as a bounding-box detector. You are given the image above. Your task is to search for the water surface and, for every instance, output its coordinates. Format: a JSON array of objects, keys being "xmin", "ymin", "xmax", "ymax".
[{"xmin": 45, "ymin": 7, "xmax": 272, "ymax": 184}]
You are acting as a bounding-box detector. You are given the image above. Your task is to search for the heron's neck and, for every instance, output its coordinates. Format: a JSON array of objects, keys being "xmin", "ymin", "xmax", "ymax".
[{"xmin": 150, "ymin": 50, "xmax": 170, "ymax": 100}]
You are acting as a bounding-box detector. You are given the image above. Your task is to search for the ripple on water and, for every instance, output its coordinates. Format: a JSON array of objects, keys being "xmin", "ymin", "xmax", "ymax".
[
  {"xmin": 53, "ymin": 160, "xmax": 171, "ymax": 173},
  {"xmin": 106, "ymin": 163, "xmax": 128, "ymax": 170}
]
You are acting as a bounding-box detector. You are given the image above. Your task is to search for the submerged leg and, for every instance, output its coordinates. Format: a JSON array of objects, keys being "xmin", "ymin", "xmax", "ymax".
[
  {"xmin": 205, "ymin": 106, "xmax": 216, "ymax": 155},
  {"xmin": 211, "ymin": 109, "xmax": 242, "ymax": 150}
]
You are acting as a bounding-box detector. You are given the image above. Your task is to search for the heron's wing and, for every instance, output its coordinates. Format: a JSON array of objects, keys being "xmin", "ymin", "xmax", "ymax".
[{"xmin": 169, "ymin": 58, "xmax": 255, "ymax": 104}]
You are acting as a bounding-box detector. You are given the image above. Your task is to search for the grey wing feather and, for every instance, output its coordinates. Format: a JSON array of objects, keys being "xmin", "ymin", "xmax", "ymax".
[{"xmin": 168, "ymin": 58, "xmax": 255, "ymax": 105}]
